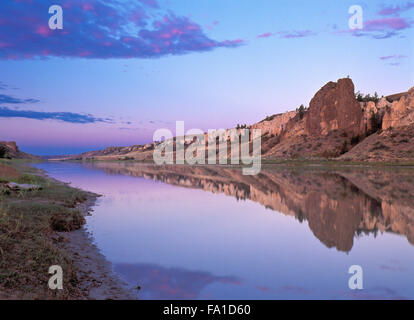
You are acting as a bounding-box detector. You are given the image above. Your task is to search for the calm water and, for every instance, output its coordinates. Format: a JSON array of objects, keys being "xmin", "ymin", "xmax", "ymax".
[{"xmin": 34, "ymin": 162, "xmax": 414, "ymax": 300}]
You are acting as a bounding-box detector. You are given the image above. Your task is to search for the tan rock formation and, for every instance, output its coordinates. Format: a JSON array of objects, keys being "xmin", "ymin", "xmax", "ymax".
[
  {"xmin": 382, "ymin": 87, "xmax": 414, "ymax": 130},
  {"xmin": 360, "ymin": 99, "xmax": 389, "ymax": 135},
  {"xmin": 305, "ymin": 78, "xmax": 363, "ymax": 137},
  {"xmin": 250, "ymin": 111, "xmax": 296, "ymax": 137}
]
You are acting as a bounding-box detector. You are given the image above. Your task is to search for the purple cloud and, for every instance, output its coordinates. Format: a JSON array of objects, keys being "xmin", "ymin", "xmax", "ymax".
[
  {"xmin": 257, "ymin": 30, "xmax": 316, "ymax": 40},
  {"xmin": 0, "ymin": 94, "xmax": 39, "ymax": 104},
  {"xmin": 380, "ymin": 54, "xmax": 407, "ymax": 60},
  {"xmin": 378, "ymin": 2, "xmax": 414, "ymax": 16},
  {"xmin": 380, "ymin": 55, "xmax": 396, "ymax": 60},
  {"xmin": 0, "ymin": 0, "xmax": 243, "ymax": 60},
  {"xmin": 0, "ymin": 82, "xmax": 10, "ymax": 90},
  {"xmin": 277, "ymin": 30, "xmax": 316, "ymax": 39},
  {"xmin": 0, "ymin": 106, "xmax": 113, "ymax": 124},
  {"xmin": 379, "ymin": 54, "xmax": 407, "ymax": 67},
  {"xmin": 344, "ymin": 17, "xmax": 413, "ymax": 39},
  {"xmin": 257, "ymin": 32, "xmax": 273, "ymax": 39},
  {"xmin": 365, "ymin": 17, "xmax": 412, "ymax": 32}
]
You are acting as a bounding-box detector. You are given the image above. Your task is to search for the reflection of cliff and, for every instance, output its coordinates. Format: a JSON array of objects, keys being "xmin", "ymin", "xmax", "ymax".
[{"xmin": 87, "ymin": 162, "xmax": 414, "ymax": 252}]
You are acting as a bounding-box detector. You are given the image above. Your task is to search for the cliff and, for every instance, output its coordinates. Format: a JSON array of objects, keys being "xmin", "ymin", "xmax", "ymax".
[
  {"xmin": 66, "ymin": 78, "xmax": 414, "ymax": 163},
  {"xmin": 0, "ymin": 141, "xmax": 40, "ymax": 160}
]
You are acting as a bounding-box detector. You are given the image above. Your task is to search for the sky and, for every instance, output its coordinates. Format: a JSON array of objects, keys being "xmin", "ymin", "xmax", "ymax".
[{"xmin": 0, "ymin": 0, "xmax": 413, "ymax": 155}]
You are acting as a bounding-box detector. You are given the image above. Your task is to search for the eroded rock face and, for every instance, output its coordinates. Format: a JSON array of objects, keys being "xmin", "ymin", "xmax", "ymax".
[
  {"xmin": 250, "ymin": 111, "xmax": 296, "ymax": 137},
  {"xmin": 382, "ymin": 87, "xmax": 414, "ymax": 130},
  {"xmin": 360, "ymin": 98, "xmax": 389, "ymax": 135},
  {"xmin": 305, "ymin": 78, "xmax": 363, "ymax": 137}
]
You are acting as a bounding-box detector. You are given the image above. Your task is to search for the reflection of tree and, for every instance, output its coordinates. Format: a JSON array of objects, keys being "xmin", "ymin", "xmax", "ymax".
[{"xmin": 87, "ymin": 162, "xmax": 414, "ymax": 252}]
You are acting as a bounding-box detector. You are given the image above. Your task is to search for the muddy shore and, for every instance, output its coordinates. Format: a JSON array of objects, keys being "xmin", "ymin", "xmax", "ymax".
[
  {"xmin": 62, "ymin": 194, "xmax": 135, "ymax": 300},
  {"xmin": 40, "ymin": 171, "xmax": 136, "ymax": 300}
]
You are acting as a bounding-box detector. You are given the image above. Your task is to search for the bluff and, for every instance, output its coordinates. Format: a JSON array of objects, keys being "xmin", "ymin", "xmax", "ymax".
[
  {"xmin": 0, "ymin": 141, "xmax": 39, "ymax": 160},
  {"xmin": 338, "ymin": 87, "xmax": 414, "ymax": 162},
  {"xmin": 265, "ymin": 78, "xmax": 366, "ymax": 159},
  {"xmin": 65, "ymin": 78, "xmax": 414, "ymax": 163},
  {"xmin": 305, "ymin": 78, "xmax": 363, "ymax": 137}
]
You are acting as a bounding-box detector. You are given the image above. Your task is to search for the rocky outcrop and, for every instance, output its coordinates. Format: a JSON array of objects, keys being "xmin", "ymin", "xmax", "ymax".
[
  {"xmin": 64, "ymin": 78, "xmax": 414, "ymax": 163},
  {"xmin": 305, "ymin": 78, "xmax": 363, "ymax": 137},
  {"xmin": 250, "ymin": 111, "xmax": 296, "ymax": 137},
  {"xmin": 265, "ymin": 78, "xmax": 365, "ymax": 159},
  {"xmin": 360, "ymin": 98, "xmax": 389, "ymax": 135},
  {"xmin": 0, "ymin": 141, "xmax": 39, "ymax": 160},
  {"xmin": 340, "ymin": 88, "xmax": 414, "ymax": 162},
  {"xmin": 382, "ymin": 87, "xmax": 414, "ymax": 130}
]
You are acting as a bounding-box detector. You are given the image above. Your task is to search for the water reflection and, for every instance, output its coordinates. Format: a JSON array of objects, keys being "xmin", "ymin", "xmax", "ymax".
[
  {"xmin": 114, "ymin": 263, "xmax": 241, "ymax": 300},
  {"xmin": 86, "ymin": 162, "xmax": 414, "ymax": 252},
  {"xmin": 34, "ymin": 161, "xmax": 414, "ymax": 299}
]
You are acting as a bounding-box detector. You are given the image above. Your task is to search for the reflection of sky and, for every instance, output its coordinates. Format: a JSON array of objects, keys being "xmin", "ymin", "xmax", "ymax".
[
  {"xmin": 35, "ymin": 162, "xmax": 414, "ymax": 299},
  {"xmin": 114, "ymin": 263, "xmax": 241, "ymax": 300}
]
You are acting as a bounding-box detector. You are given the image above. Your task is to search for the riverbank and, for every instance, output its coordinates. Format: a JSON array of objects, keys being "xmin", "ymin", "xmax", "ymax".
[{"xmin": 0, "ymin": 159, "xmax": 133, "ymax": 300}]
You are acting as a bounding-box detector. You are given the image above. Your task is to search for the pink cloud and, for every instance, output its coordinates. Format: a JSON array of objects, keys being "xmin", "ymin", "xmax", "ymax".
[
  {"xmin": 35, "ymin": 25, "xmax": 51, "ymax": 37},
  {"xmin": 277, "ymin": 30, "xmax": 316, "ymax": 39},
  {"xmin": 82, "ymin": 3, "xmax": 94, "ymax": 11},
  {"xmin": 337, "ymin": 17, "xmax": 413, "ymax": 39},
  {"xmin": 378, "ymin": 2, "xmax": 414, "ymax": 16},
  {"xmin": 256, "ymin": 285, "xmax": 271, "ymax": 292},
  {"xmin": 257, "ymin": 32, "xmax": 273, "ymax": 39},
  {"xmin": 365, "ymin": 17, "xmax": 412, "ymax": 31},
  {"xmin": 0, "ymin": 0, "xmax": 243, "ymax": 60}
]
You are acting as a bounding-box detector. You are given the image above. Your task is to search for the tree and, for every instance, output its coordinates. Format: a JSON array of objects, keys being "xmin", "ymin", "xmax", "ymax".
[
  {"xmin": 356, "ymin": 91, "xmax": 363, "ymax": 102},
  {"xmin": 373, "ymin": 92, "xmax": 379, "ymax": 103},
  {"xmin": 297, "ymin": 104, "xmax": 306, "ymax": 120},
  {"xmin": 0, "ymin": 146, "xmax": 7, "ymax": 158}
]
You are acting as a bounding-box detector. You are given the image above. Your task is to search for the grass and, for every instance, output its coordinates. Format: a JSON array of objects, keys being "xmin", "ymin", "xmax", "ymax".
[
  {"xmin": 0, "ymin": 159, "xmax": 91, "ymax": 299},
  {"xmin": 260, "ymin": 158, "xmax": 414, "ymax": 168}
]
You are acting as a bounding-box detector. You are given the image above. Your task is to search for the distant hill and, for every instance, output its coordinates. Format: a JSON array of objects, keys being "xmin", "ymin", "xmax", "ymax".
[{"xmin": 0, "ymin": 141, "xmax": 40, "ymax": 160}]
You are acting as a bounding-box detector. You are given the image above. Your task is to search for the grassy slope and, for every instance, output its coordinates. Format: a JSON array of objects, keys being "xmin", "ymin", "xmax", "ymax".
[{"xmin": 0, "ymin": 159, "xmax": 91, "ymax": 299}]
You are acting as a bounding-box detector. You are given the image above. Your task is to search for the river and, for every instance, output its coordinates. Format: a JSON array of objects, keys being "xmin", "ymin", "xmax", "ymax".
[{"xmin": 34, "ymin": 161, "xmax": 414, "ymax": 300}]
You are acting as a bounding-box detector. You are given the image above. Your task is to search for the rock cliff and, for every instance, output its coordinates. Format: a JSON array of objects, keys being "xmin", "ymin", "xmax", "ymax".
[
  {"xmin": 382, "ymin": 87, "xmax": 414, "ymax": 130},
  {"xmin": 65, "ymin": 78, "xmax": 414, "ymax": 163},
  {"xmin": 0, "ymin": 141, "xmax": 39, "ymax": 160},
  {"xmin": 305, "ymin": 78, "xmax": 363, "ymax": 137}
]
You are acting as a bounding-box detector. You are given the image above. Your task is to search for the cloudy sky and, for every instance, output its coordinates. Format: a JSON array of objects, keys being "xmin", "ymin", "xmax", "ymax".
[{"xmin": 0, "ymin": 0, "xmax": 413, "ymax": 155}]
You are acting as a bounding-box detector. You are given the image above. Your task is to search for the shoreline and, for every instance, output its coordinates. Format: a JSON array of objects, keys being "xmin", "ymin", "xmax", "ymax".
[
  {"xmin": 0, "ymin": 160, "xmax": 135, "ymax": 300},
  {"xmin": 52, "ymin": 157, "xmax": 414, "ymax": 168},
  {"xmin": 37, "ymin": 169, "xmax": 136, "ymax": 300}
]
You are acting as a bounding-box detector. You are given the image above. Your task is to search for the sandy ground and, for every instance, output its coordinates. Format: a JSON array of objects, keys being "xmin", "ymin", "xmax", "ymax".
[{"xmin": 57, "ymin": 194, "xmax": 136, "ymax": 300}]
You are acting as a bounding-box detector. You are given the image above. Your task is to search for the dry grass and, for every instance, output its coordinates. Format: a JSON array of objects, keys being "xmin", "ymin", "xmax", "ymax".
[{"xmin": 0, "ymin": 160, "xmax": 90, "ymax": 299}]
